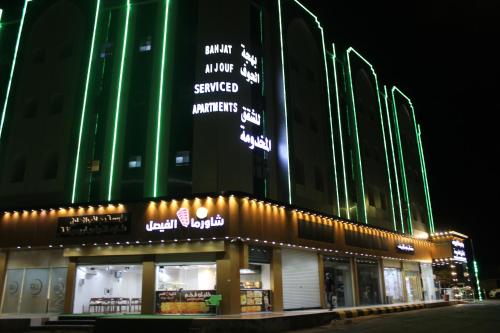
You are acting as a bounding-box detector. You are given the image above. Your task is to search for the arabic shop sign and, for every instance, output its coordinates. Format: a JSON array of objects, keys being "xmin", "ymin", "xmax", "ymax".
[
  {"xmin": 146, "ymin": 207, "xmax": 225, "ymax": 233},
  {"xmin": 396, "ymin": 243, "xmax": 415, "ymax": 254},
  {"xmin": 193, "ymin": 42, "xmax": 271, "ymax": 153},
  {"xmin": 452, "ymin": 240, "xmax": 467, "ymax": 262},
  {"xmin": 57, "ymin": 213, "xmax": 130, "ymax": 237}
]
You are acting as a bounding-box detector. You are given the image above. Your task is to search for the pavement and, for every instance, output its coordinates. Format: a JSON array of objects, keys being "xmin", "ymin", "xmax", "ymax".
[{"xmin": 291, "ymin": 300, "xmax": 500, "ymax": 333}]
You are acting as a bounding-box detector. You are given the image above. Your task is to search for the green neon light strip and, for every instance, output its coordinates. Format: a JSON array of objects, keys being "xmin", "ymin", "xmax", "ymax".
[
  {"xmin": 391, "ymin": 86, "xmax": 413, "ymax": 234},
  {"xmin": 153, "ymin": 0, "xmax": 171, "ymax": 198},
  {"xmin": 346, "ymin": 48, "xmax": 395, "ymax": 228},
  {"xmin": 331, "ymin": 43, "xmax": 349, "ymax": 218},
  {"xmin": 71, "ymin": 0, "xmax": 101, "ymax": 203},
  {"xmin": 416, "ymin": 125, "xmax": 435, "ymax": 233},
  {"xmin": 378, "ymin": 87, "xmax": 397, "ymax": 231},
  {"xmin": 384, "ymin": 85, "xmax": 404, "ymax": 232},
  {"xmin": 277, "ymin": 0, "xmax": 292, "ymax": 204},
  {"xmin": 0, "ymin": 8, "xmax": 3, "ymax": 23},
  {"xmin": 108, "ymin": 0, "xmax": 131, "ymax": 201},
  {"xmin": 0, "ymin": 0, "xmax": 31, "ymax": 145},
  {"xmin": 290, "ymin": 0, "xmax": 340, "ymax": 215},
  {"xmin": 473, "ymin": 261, "xmax": 482, "ymax": 301}
]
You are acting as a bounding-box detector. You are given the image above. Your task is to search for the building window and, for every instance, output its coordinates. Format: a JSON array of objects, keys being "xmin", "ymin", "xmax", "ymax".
[
  {"xmin": 367, "ymin": 188, "xmax": 376, "ymax": 207},
  {"xmin": 58, "ymin": 41, "xmax": 73, "ymax": 59},
  {"xmin": 309, "ymin": 116, "xmax": 318, "ymax": 133},
  {"xmin": 380, "ymin": 192, "xmax": 387, "ymax": 211},
  {"xmin": 139, "ymin": 36, "xmax": 152, "ymax": 52},
  {"xmin": 24, "ymin": 98, "xmax": 38, "ymax": 118},
  {"xmin": 294, "ymin": 158, "xmax": 305, "ymax": 185},
  {"xmin": 50, "ymin": 94, "xmax": 64, "ymax": 115},
  {"xmin": 100, "ymin": 42, "xmax": 113, "ymax": 58},
  {"xmin": 314, "ymin": 166, "xmax": 324, "ymax": 192},
  {"xmin": 32, "ymin": 47, "xmax": 45, "ymax": 64},
  {"xmin": 43, "ymin": 153, "xmax": 58, "ymax": 180},
  {"xmin": 11, "ymin": 156, "xmax": 26, "ymax": 183},
  {"xmin": 175, "ymin": 151, "xmax": 190, "ymax": 166},
  {"xmin": 293, "ymin": 105, "xmax": 303, "ymax": 124},
  {"xmin": 128, "ymin": 156, "xmax": 142, "ymax": 169}
]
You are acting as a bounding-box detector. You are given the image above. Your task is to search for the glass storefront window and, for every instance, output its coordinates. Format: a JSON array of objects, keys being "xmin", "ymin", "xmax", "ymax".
[
  {"xmin": 1, "ymin": 267, "xmax": 67, "ymax": 314},
  {"xmin": 357, "ymin": 259, "xmax": 381, "ymax": 305},
  {"xmin": 324, "ymin": 257, "xmax": 354, "ymax": 307},
  {"xmin": 404, "ymin": 271, "xmax": 423, "ymax": 303},
  {"xmin": 383, "ymin": 267, "xmax": 404, "ymax": 303},
  {"xmin": 420, "ymin": 263, "xmax": 437, "ymax": 301},
  {"xmin": 155, "ymin": 264, "xmax": 216, "ymax": 314},
  {"xmin": 240, "ymin": 263, "xmax": 271, "ymax": 312},
  {"xmin": 73, "ymin": 265, "xmax": 143, "ymax": 314}
]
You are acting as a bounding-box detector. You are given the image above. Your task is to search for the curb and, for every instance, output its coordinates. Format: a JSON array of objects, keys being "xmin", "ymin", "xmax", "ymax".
[{"xmin": 334, "ymin": 301, "xmax": 457, "ymax": 320}]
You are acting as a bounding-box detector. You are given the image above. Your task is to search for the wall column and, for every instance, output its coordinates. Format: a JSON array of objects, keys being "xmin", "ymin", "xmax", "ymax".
[
  {"xmin": 216, "ymin": 242, "xmax": 241, "ymax": 315},
  {"xmin": 351, "ymin": 257, "xmax": 360, "ymax": 306},
  {"xmin": 378, "ymin": 259, "xmax": 386, "ymax": 304},
  {"xmin": 63, "ymin": 258, "xmax": 77, "ymax": 314},
  {"xmin": 0, "ymin": 252, "xmax": 7, "ymax": 309},
  {"xmin": 141, "ymin": 256, "xmax": 156, "ymax": 314},
  {"xmin": 271, "ymin": 248, "xmax": 283, "ymax": 312},
  {"xmin": 318, "ymin": 253, "xmax": 326, "ymax": 308}
]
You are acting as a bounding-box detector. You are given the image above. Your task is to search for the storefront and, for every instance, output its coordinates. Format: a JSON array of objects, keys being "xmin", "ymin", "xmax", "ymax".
[{"xmin": 0, "ymin": 195, "xmax": 458, "ymax": 315}]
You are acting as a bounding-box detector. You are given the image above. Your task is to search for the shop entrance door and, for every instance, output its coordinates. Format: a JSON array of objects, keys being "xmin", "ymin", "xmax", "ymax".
[
  {"xmin": 324, "ymin": 257, "xmax": 354, "ymax": 307},
  {"xmin": 405, "ymin": 271, "xmax": 423, "ymax": 302}
]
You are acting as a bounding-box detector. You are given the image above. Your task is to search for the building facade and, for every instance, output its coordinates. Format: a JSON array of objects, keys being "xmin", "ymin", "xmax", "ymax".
[{"xmin": 0, "ymin": 0, "xmax": 473, "ymax": 315}]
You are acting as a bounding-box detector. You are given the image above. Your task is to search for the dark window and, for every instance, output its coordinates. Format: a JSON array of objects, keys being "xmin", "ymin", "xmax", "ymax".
[
  {"xmin": 298, "ymin": 219, "xmax": 334, "ymax": 243},
  {"xmin": 367, "ymin": 188, "xmax": 376, "ymax": 207},
  {"xmin": 293, "ymin": 105, "xmax": 303, "ymax": 124},
  {"xmin": 314, "ymin": 166, "xmax": 324, "ymax": 192},
  {"xmin": 305, "ymin": 67, "xmax": 315, "ymax": 82},
  {"xmin": 294, "ymin": 158, "xmax": 305, "ymax": 185},
  {"xmin": 380, "ymin": 192, "xmax": 387, "ymax": 210},
  {"xmin": 59, "ymin": 42, "xmax": 73, "ymax": 59},
  {"xmin": 32, "ymin": 48, "xmax": 45, "ymax": 64},
  {"xmin": 309, "ymin": 116, "xmax": 318, "ymax": 133},
  {"xmin": 43, "ymin": 153, "xmax": 58, "ymax": 180},
  {"xmin": 175, "ymin": 151, "xmax": 190, "ymax": 166},
  {"xmin": 50, "ymin": 94, "xmax": 64, "ymax": 115},
  {"xmin": 11, "ymin": 156, "xmax": 26, "ymax": 183},
  {"xmin": 100, "ymin": 42, "xmax": 114, "ymax": 58},
  {"xmin": 290, "ymin": 57, "xmax": 299, "ymax": 73},
  {"xmin": 24, "ymin": 99, "xmax": 38, "ymax": 118}
]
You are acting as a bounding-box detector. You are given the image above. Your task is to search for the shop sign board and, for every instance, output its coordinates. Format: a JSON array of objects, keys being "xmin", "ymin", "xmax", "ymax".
[
  {"xmin": 156, "ymin": 290, "xmax": 215, "ymax": 314},
  {"xmin": 451, "ymin": 240, "xmax": 467, "ymax": 262},
  {"xmin": 396, "ymin": 243, "xmax": 415, "ymax": 254},
  {"xmin": 145, "ymin": 207, "xmax": 225, "ymax": 239},
  {"xmin": 57, "ymin": 213, "xmax": 130, "ymax": 237}
]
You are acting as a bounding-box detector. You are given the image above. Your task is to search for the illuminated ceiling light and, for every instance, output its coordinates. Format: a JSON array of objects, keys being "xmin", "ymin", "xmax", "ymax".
[
  {"xmin": 148, "ymin": 240, "xmax": 152, "ymax": 243},
  {"xmin": 174, "ymin": 239, "xmax": 178, "ymax": 242},
  {"xmin": 187, "ymin": 238, "xmax": 191, "ymax": 242},
  {"xmin": 105, "ymin": 242, "xmax": 109, "ymax": 246}
]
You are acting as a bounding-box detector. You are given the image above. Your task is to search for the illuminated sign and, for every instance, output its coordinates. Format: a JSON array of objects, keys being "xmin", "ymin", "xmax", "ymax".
[
  {"xmin": 396, "ymin": 243, "xmax": 415, "ymax": 254},
  {"xmin": 57, "ymin": 213, "xmax": 130, "ymax": 237},
  {"xmin": 452, "ymin": 240, "xmax": 467, "ymax": 262},
  {"xmin": 146, "ymin": 207, "xmax": 225, "ymax": 233},
  {"xmin": 193, "ymin": 41, "xmax": 271, "ymax": 153}
]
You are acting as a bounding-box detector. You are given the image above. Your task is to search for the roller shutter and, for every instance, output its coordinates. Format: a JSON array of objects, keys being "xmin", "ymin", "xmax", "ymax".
[{"xmin": 281, "ymin": 248, "xmax": 321, "ymax": 310}]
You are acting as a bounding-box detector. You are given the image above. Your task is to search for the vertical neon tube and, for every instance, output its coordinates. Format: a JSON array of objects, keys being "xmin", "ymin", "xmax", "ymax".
[
  {"xmin": 153, "ymin": 0, "xmax": 170, "ymax": 198},
  {"xmin": 0, "ymin": 0, "xmax": 31, "ymax": 145},
  {"xmin": 71, "ymin": 0, "xmax": 101, "ymax": 203},
  {"xmin": 277, "ymin": 0, "xmax": 292, "ymax": 204},
  {"xmin": 473, "ymin": 261, "xmax": 482, "ymax": 301},
  {"xmin": 417, "ymin": 125, "xmax": 435, "ymax": 233},
  {"xmin": 331, "ymin": 43, "xmax": 349, "ymax": 218},
  {"xmin": 391, "ymin": 86, "xmax": 413, "ymax": 234},
  {"xmin": 384, "ymin": 86, "xmax": 404, "ymax": 232},
  {"xmin": 108, "ymin": 0, "xmax": 131, "ymax": 201},
  {"xmin": 346, "ymin": 47, "xmax": 368, "ymax": 224}
]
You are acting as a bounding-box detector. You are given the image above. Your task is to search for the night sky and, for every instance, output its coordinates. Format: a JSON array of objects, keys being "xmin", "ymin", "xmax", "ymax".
[{"xmin": 302, "ymin": 0, "xmax": 500, "ymax": 278}]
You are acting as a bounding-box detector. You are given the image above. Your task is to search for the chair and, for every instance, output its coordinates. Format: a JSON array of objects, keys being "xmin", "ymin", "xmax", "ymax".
[
  {"xmin": 130, "ymin": 298, "xmax": 142, "ymax": 313},
  {"xmin": 204, "ymin": 294, "xmax": 222, "ymax": 315}
]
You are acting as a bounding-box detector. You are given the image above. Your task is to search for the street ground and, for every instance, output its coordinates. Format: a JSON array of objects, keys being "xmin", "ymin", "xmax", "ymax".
[{"xmin": 291, "ymin": 300, "xmax": 500, "ymax": 333}]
